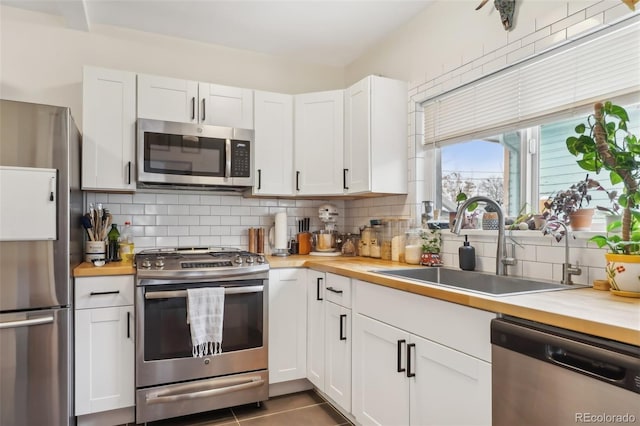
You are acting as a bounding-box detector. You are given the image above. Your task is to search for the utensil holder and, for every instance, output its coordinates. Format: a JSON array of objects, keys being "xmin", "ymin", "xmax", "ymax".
[{"xmin": 85, "ymin": 241, "xmax": 106, "ymax": 263}]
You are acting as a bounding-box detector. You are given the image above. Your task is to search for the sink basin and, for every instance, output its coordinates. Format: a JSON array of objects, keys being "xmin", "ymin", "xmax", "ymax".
[{"xmin": 372, "ymin": 268, "xmax": 584, "ymax": 296}]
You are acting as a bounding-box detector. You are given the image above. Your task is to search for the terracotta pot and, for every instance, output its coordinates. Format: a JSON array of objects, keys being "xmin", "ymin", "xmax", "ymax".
[
  {"xmin": 533, "ymin": 214, "xmax": 546, "ymax": 230},
  {"xmin": 482, "ymin": 212, "xmax": 499, "ymax": 230},
  {"xmin": 568, "ymin": 208, "xmax": 594, "ymax": 231},
  {"xmin": 605, "ymin": 253, "xmax": 640, "ymax": 294}
]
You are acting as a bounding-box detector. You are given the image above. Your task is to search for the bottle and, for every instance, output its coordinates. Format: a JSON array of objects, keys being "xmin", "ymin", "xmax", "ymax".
[
  {"xmin": 459, "ymin": 235, "xmax": 476, "ymax": 271},
  {"xmin": 119, "ymin": 221, "xmax": 134, "ymax": 263},
  {"xmin": 107, "ymin": 224, "xmax": 121, "ymax": 262}
]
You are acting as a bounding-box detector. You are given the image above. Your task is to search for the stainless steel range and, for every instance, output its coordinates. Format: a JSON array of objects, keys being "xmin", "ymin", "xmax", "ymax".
[{"xmin": 135, "ymin": 247, "xmax": 269, "ymax": 424}]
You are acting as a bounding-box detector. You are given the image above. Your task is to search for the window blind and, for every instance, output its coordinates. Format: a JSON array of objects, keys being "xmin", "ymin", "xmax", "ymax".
[{"xmin": 423, "ymin": 19, "xmax": 640, "ymax": 146}]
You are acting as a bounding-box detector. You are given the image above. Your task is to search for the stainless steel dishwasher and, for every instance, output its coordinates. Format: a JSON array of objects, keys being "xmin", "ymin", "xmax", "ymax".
[{"xmin": 492, "ymin": 317, "xmax": 640, "ymax": 426}]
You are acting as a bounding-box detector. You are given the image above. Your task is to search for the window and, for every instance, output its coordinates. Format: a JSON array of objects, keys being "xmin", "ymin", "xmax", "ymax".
[
  {"xmin": 434, "ymin": 104, "xmax": 639, "ymax": 222},
  {"xmin": 423, "ymin": 19, "xmax": 640, "ymax": 223}
]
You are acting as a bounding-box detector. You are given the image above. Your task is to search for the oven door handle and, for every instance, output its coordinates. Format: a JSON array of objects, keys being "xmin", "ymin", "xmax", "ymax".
[
  {"xmin": 144, "ymin": 285, "xmax": 263, "ymax": 299},
  {"xmin": 145, "ymin": 375, "xmax": 265, "ymax": 404}
]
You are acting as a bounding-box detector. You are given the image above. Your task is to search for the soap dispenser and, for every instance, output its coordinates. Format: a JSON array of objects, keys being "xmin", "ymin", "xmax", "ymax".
[{"xmin": 459, "ymin": 235, "xmax": 476, "ymax": 271}]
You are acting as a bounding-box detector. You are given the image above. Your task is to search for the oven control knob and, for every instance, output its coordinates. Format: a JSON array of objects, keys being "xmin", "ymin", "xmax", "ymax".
[
  {"xmin": 256, "ymin": 255, "xmax": 265, "ymax": 264},
  {"xmin": 155, "ymin": 258, "xmax": 165, "ymax": 268},
  {"xmin": 141, "ymin": 259, "xmax": 151, "ymax": 268},
  {"xmin": 234, "ymin": 255, "xmax": 243, "ymax": 265},
  {"xmin": 246, "ymin": 256, "xmax": 255, "ymax": 264}
]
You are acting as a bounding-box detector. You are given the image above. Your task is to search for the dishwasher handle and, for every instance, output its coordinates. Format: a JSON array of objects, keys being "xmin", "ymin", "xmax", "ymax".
[{"xmin": 547, "ymin": 345, "xmax": 626, "ymax": 382}]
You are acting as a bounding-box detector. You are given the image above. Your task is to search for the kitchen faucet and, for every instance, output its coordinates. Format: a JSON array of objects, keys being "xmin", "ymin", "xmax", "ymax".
[
  {"xmin": 452, "ymin": 196, "xmax": 509, "ymax": 276},
  {"xmin": 542, "ymin": 220, "xmax": 582, "ymax": 285}
]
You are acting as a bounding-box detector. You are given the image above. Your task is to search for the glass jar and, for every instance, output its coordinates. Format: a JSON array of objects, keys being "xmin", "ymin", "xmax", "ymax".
[
  {"xmin": 369, "ymin": 225, "xmax": 381, "ymax": 259},
  {"xmin": 359, "ymin": 226, "xmax": 371, "ymax": 257},
  {"xmin": 392, "ymin": 219, "xmax": 409, "ymax": 262},
  {"xmin": 380, "ymin": 220, "xmax": 393, "ymax": 261},
  {"xmin": 404, "ymin": 228, "xmax": 423, "ymax": 265}
]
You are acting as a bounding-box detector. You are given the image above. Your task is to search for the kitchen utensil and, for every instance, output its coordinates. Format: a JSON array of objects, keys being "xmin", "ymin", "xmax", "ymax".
[{"xmin": 80, "ymin": 215, "xmax": 94, "ymax": 241}]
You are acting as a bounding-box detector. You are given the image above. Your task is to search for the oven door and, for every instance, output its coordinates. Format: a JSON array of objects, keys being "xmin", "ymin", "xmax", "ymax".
[{"xmin": 136, "ymin": 279, "xmax": 268, "ymax": 388}]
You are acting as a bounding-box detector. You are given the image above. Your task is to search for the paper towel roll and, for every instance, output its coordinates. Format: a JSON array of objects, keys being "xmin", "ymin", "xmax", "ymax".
[{"xmin": 274, "ymin": 212, "xmax": 288, "ymax": 250}]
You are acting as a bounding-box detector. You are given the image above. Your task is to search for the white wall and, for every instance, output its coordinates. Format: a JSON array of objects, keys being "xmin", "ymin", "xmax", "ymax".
[{"xmin": 0, "ymin": 6, "xmax": 345, "ymax": 129}]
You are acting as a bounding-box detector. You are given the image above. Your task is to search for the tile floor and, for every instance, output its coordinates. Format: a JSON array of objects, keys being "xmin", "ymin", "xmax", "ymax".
[{"xmin": 147, "ymin": 390, "xmax": 353, "ymax": 426}]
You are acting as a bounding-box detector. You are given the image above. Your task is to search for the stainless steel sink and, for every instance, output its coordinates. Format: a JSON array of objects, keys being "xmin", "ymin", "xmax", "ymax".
[{"xmin": 372, "ymin": 268, "xmax": 585, "ymax": 296}]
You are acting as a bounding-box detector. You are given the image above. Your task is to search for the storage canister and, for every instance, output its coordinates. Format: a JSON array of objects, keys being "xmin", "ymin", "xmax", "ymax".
[
  {"xmin": 369, "ymin": 225, "xmax": 381, "ymax": 258},
  {"xmin": 404, "ymin": 228, "xmax": 423, "ymax": 265},
  {"xmin": 359, "ymin": 226, "xmax": 371, "ymax": 257}
]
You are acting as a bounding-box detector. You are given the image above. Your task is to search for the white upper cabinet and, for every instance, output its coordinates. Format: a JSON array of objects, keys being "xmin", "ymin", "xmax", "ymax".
[
  {"xmin": 252, "ymin": 91, "xmax": 294, "ymax": 196},
  {"xmin": 82, "ymin": 66, "xmax": 137, "ymax": 191},
  {"xmin": 344, "ymin": 75, "xmax": 407, "ymax": 195},
  {"xmin": 137, "ymin": 74, "xmax": 253, "ymax": 128},
  {"xmin": 137, "ymin": 74, "xmax": 199, "ymax": 123},
  {"xmin": 200, "ymin": 83, "xmax": 253, "ymax": 129},
  {"xmin": 294, "ymin": 90, "xmax": 344, "ymax": 196}
]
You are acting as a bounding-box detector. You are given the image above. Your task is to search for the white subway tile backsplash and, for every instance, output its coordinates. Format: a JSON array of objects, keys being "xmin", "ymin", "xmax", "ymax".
[
  {"xmin": 145, "ymin": 226, "xmax": 168, "ymax": 237},
  {"xmin": 156, "ymin": 194, "xmax": 179, "ymax": 204},
  {"xmin": 121, "ymin": 204, "xmax": 144, "ymax": 215},
  {"xmin": 156, "ymin": 215, "xmax": 179, "ymax": 226},
  {"xmin": 178, "ymin": 216, "xmax": 199, "ymax": 226},
  {"xmin": 200, "ymin": 216, "xmax": 221, "ymax": 226},
  {"xmin": 178, "ymin": 236, "xmax": 200, "ymax": 246},
  {"xmin": 536, "ymin": 3, "xmax": 568, "ymax": 30},
  {"xmin": 145, "ymin": 204, "xmax": 168, "ymax": 215},
  {"xmin": 189, "ymin": 205, "xmax": 210, "ymax": 215},
  {"xmin": 133, "ymin": 193, "xmax": 156, "ymax": 204},
  {"xmin": 178, "ymin": 194, "xmax": 201, "ymax": 205},
  {"xmin": 168, "ymin": 205, "xmax": 189, "ymax": 215},
  {"xmin": 200, "ymin": 195, "xmax": 221, "ymax": 205},
  {"xmin": 551, "ymin": 9, "xmax": 586, "ymax": 33},
  {"xmin": 210, "ymin": 206, "xmax": 232, "ymax": 216},
  {"xmin": 168, "ymin": 226, "xmax": 189, "ymax": 236},
  {"xmin": 189, "ymin": 226, "xmax": 210, "ymax": 236},
  {"xmin": 132, "ymin": 214, "xmax": 155, "ymax": 226},
  {"xmin": 566, "ymin": 13, "xmax": 603, "ymax": 38},
  {"xmin": 108, "ymin": 193, "xmax": 133, "ymax": 204},
  {"xmin": 534, "ymin": 29, "xmax": 567, "ymax": 53},
  {"xmin": 156, "ymin": 237, "xmax": 179, "ymax": 247},
  {"xmin": 201, "ymin": 236, "xmax": 222, "ymax": 246}
]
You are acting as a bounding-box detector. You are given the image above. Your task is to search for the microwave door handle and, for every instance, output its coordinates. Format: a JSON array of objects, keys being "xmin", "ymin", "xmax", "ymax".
[
  {"xmin": 146, "ymin": 375, "xmax": 265, "ymax": 404},
  {"xmin": 225, "ymin": 139, "xmax": 231, "ymax": 178},
  {"xmin": 144, "ymin": 285, "xmax": 264, "ymax": 299}
]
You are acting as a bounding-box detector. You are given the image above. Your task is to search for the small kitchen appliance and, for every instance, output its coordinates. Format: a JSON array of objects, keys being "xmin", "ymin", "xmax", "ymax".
[
  {"xmin": 269, "ymin": 211, "xmax": 289, "ymax": 257},
  {"xmin": 310, "ymin": 204, "xmax": 341, "ymax": 256},
  {"xmin": 134, "ymin": 247, "xmax": 269, "ymax": 423}
]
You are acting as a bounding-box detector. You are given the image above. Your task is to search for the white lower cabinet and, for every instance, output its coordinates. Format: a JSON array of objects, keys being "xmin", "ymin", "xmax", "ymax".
[
  {"xmin": 306, "ymin": 270, "xmax": 326, "ymax": 389},
  {"xmin": 306, "ymin": 271, "xmax": 352, "ymax": 413},
  {"xmin": 268, "ymin": 269, "xmax": 307, "ymax": 383},
  {"xmin": 74, "ymin": 276, "xmax": 135, "ymax": 416},
  {"xmin": 352, "ymin": 279, "xmax": 494, "ymax": 426}
]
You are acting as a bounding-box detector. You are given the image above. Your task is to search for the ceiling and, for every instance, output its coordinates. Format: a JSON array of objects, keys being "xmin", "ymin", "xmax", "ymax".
[{"xmin": 3, "ymin": 0, "xmax": 434, "ymax": 67}]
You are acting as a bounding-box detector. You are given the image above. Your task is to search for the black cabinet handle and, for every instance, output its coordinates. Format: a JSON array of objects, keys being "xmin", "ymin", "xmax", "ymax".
[
  {"xmin": 296, "ymin": 171, "xmax": 300, "ymax": 191},
  {"xmin": 397, "ymin": 339, "xmax": 406, "ymax": 373},
  {"xmin": 407, "ymin": 343, "xmax": 416, "ymax": 377},
  {"xmin": 89, "ymin": 290, "xmax": 120, "ymax": 296},
  {"xmin": 127, "ymin": 311, "xmax": 131, "ymax": 339},
  {"xmin": 191, "ymin": 97, "xmax": 195, "ymax": 120},
  {"xmin": 326, "ymin": 286, "xmax": 343, "ymax": 294},
  {"xmin": 343, "ymin": 168, "xmax": 349, "ymax": 190},
  {"xmin": 201, "ymin": 98, "xmax": 206, "ymax": 121},
  {"xmin": 339, "ymin": 314, "xmax": 347, "ymax": 341},
  {"xmin": 127, "ymin": 161, "xmax": 132, "ymax": 185},
  {"xmin": 257, "ymin": 169, "xmax": 262, "ymax": 190},
  {"xmin": 316, "ymin": 277, "xmax": 323, "ymax": 301}
]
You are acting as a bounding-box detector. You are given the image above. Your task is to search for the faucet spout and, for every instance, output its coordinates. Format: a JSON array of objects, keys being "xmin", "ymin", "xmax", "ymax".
[
  {"xmin": 542, "ymin": 220, "xmax": 582, "ymax": 284},
  {"xmin": 451, "ymin": 196, "xmax": 506, "ymax": 276}
]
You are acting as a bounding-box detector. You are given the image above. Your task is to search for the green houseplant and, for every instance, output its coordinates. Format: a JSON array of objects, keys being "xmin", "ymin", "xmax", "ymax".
[
  {"xmin": 566, "ymin": 101, "xmax": 640, "ymax": 293},
  {"xmin": 542, "ymin": 175, "xmax": 598, "ymax": 231}
]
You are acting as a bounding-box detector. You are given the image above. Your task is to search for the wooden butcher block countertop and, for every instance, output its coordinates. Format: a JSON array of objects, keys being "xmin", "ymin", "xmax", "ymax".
[{"xmin": 268, "ymin": 255, "xmax": 640, "ymax": 346}]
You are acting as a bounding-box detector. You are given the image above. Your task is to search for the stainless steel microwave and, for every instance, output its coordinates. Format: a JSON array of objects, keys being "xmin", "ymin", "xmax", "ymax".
[{"xmin": 137, "ymin": 118, "xmax": 253, "ymax": 189}]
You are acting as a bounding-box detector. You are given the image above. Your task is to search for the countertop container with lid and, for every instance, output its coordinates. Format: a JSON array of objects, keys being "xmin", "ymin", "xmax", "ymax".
[
  {"xmin": 404, "ymin": 228, "xmax": 423, "ymax": 265},
  {"xmin": 369, "ymin": 225, "xmax": 382, "ymax": 258},
  {"xmin": 359, "ymin": 226, "xmax": 371, "ymax": 257}
]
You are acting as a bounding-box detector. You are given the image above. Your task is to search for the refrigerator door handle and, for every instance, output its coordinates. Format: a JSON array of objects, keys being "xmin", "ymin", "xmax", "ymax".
[{"xmin": 0, "ymin": 315, "xmax": 54, "ymax": 329}]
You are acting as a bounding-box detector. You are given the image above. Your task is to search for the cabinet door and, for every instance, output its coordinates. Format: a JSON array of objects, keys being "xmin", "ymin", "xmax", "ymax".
[
  {"xmin": 253, "ymin": 91, "xmax": 294, "ymax": 196},
  {"xmin": 199, "ymin": 83, "xmax": 253, "ymax": 128},
  {"xmin": 75, "ymin": 306, "xmax": 135, "ymax": 415},
  {"xmin": 137, "ymin": 74, "xmax": 198, "ymax": 123},
  {"xmin": 268, "ymin": 269, "xmax": 307, "ymax": 384},
  {"xmin": 324, "ymin": 302, "xmax": 351, "ymax": 412},
  {"xmin": 344, "ymin": 76, "xmax": 371, "ymax": 194},
  {"xmin": 410, "ymin": 334, "xmax": 492, "ymax": 426},
  {"xmin": 294, "ymin": 91, "xmax": 344, "ymax": 196},
  {"xmin": 352, "ymin": 314, "xmax": 410, "ymax": 426},
  {"xmin": 82, "ymin": 66, "xmax": 136, "ymax": 191},
  {"xmin": 306, "ymin": 270, "xmax": 325, "ymax": 390}
]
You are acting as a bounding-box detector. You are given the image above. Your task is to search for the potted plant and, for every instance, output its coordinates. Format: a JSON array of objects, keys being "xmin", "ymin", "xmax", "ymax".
[
  {"xmin": 449, "ymin": 190, "xmax": 479, "ymax": 229},
  {"xmin": 566, "ymin": 101, "xmax": 640, "ymax": 294},
  {"xmin": 482, "ymin": 202, "xmax": 501, "ymax": 230},
  {"xmin": 542, "ymin": 175, "xmax": 598, "ymax": 231},
  {"xmin": 420, "ymin": 228, "xmax": 443, "ymax": 266}
]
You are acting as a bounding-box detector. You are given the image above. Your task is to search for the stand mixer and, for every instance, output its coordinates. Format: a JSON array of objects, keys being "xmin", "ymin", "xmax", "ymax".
[{"xmin": 310, "ymin": 204, "xmax": 342, "ymax": 256}]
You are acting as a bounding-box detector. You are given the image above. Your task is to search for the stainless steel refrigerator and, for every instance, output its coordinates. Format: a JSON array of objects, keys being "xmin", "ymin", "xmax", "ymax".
[{"xmin": 0, "ymin": 100, "xmax": 82, "ymax": 426}]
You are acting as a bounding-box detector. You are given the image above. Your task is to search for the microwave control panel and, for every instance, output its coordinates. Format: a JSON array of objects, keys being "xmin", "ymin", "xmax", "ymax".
[{"xmin": 230, "ymin": 140, "xmax": 251, "ymax": 177}]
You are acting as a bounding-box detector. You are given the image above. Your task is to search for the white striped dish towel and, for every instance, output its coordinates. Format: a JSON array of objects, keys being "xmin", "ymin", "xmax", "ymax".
[{"xmin": 186, "ymin": 287, "xmax": 225, "ymax": 357}]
